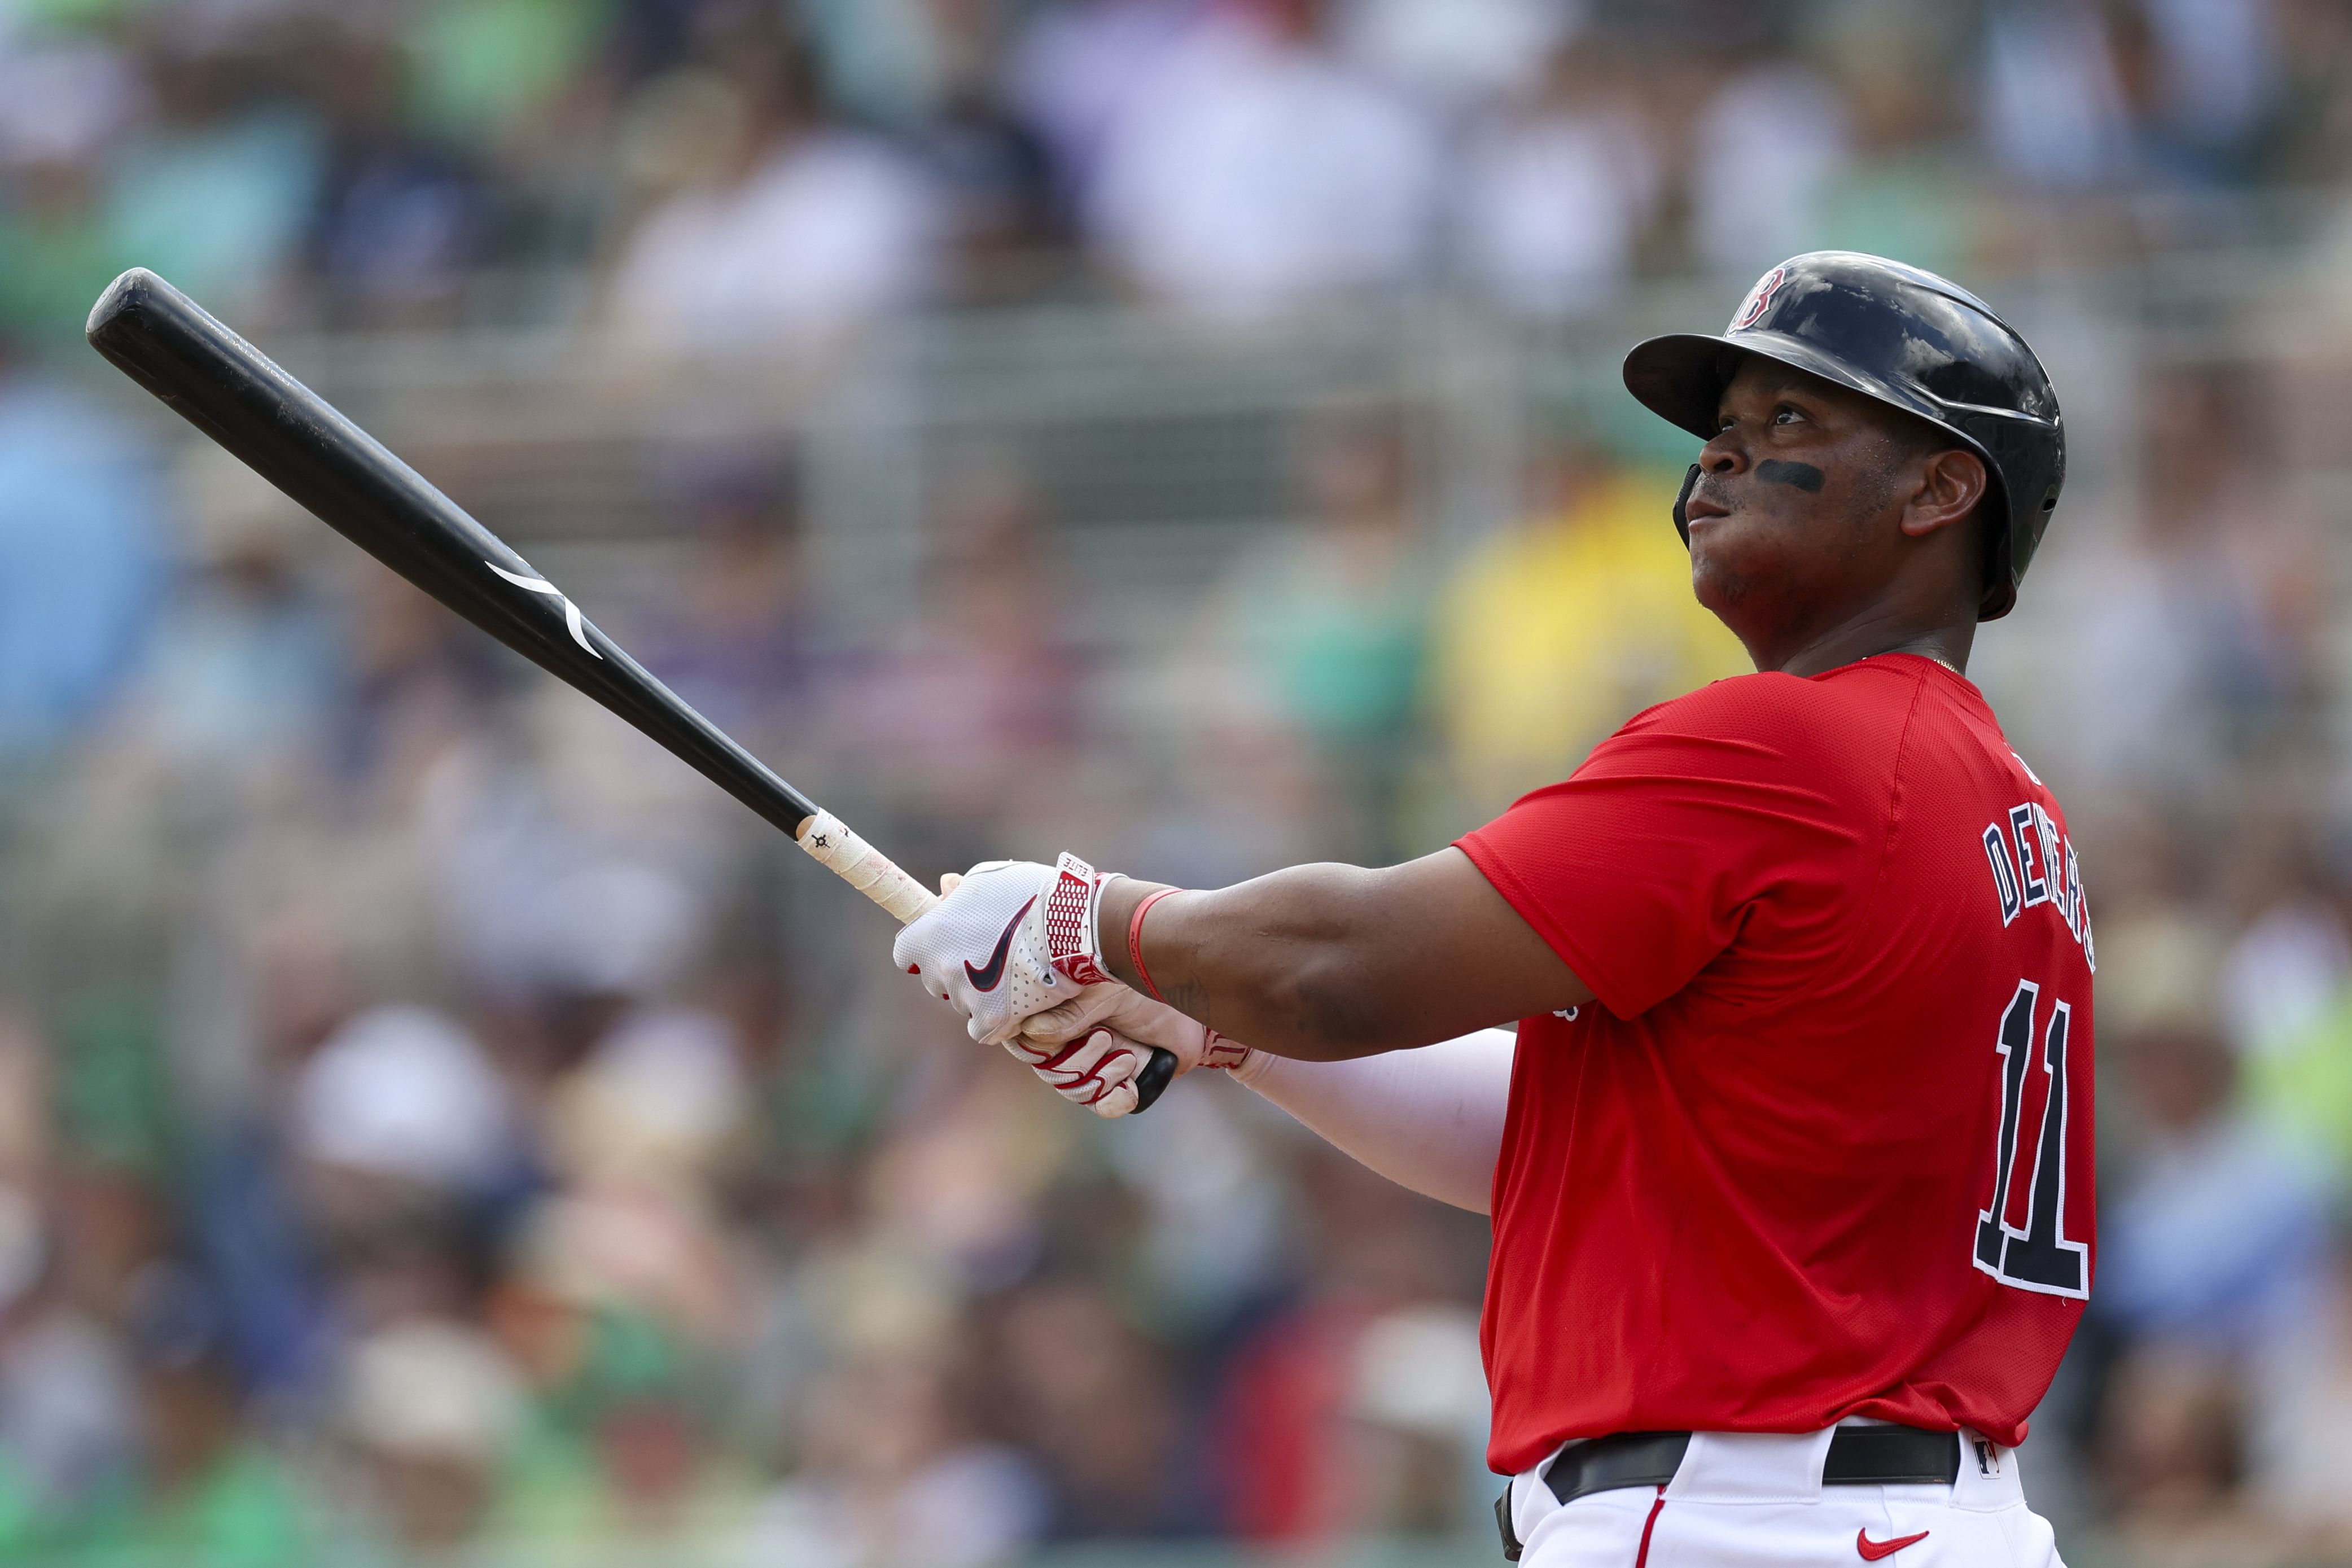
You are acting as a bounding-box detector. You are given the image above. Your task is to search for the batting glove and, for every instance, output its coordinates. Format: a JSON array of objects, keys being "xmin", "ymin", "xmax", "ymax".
[
  {"xmin": 1011, "ymin": 983, "xmax": 1252, "ymax": 1118},
  {"xmin": 892, "ymin": 855, "xmax": 1116, "ymax": 1046}
]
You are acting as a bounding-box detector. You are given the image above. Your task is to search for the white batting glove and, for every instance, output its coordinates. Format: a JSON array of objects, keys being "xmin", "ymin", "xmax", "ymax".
[
  {"xmin": 891, "ymin": 855, "xmax": 1116, "ymax": 1046},
  {"xmin": 1010, "ymin": 983, "xmax": 1253, "ymax": 1118}
]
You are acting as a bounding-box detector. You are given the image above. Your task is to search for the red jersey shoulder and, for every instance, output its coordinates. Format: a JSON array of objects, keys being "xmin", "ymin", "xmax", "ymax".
[
  {"xmin": 1571, "ymin": 659, "xmax": 1933, "ymax": 799},
  {"xmin": 1611, "ymin": 659, "xmax": 1928, "ymax": 745}
]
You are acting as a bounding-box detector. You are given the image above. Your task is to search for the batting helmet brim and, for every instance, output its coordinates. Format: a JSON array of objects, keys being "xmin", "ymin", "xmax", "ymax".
[{"xmin": 1624, "ymin": 329, "xmax": 1985, "ymax": 455}]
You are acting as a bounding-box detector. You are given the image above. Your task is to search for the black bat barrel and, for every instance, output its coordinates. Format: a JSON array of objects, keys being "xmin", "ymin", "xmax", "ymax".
[{"xmin": 86, "ymin": 267, "xmax": 821, "ymax": 834}]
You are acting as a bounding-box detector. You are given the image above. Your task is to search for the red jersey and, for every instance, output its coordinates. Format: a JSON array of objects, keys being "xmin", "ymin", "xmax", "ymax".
[{"xmin": 1456, "ymin": 654, "xmax": 2095, "ymax": 1475}]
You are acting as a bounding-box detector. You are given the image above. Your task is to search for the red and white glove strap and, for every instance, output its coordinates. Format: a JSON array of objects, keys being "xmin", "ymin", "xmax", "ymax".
[{"xmin": 1042, "ymin": 853, "xmax": 1114, "ymax": 987}]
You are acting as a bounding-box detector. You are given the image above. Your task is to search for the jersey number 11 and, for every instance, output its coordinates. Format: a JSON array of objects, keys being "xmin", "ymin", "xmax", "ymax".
[{"xmin": 1973, "ymin": 979, "xmax": 2088, "ymax": 1299}]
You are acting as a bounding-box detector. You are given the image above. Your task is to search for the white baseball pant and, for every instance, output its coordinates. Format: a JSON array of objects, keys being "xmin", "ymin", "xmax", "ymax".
[{"xmin": 1503, "ymin": 1424, "xmax": 2065, "ymax": 1567}]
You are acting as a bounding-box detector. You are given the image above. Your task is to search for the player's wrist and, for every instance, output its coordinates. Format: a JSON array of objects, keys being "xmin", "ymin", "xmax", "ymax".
[{"xmin": 1094, "ymin": 876, "xmax": 1165, "ymax": 991}]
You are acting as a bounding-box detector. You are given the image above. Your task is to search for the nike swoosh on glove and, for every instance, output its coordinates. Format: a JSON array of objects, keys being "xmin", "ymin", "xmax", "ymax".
[
  {"xmin": 891, "ymin": 855, "xmax": 1116, "ymax": 1046},
  {"xmin": 1011, "ymin": 983, "xmax": 1252, "ymax": 1118}
]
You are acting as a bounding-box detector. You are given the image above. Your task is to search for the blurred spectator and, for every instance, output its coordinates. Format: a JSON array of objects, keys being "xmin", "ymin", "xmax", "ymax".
[
  {"xmin": 0, "ymin": 29, "xmax": 139, "ymax": 343},
  {"xmin": 0, "ymin": 1289, "xmax": 138, "ymax": 1548},
  {"xmin": 632, "ymin": 441, "xmax": 813, "ymax": 752},
  {"xmin": 1427, "ymin": 440, "xmax": 1745, "ymax": 818},
  {"xmin": 793, "ymin": 0, "xmax": 968, "ymax": 130},
  {"xmin": 0, "ymin": 30, "xmax": 137, "ymax": 342},
  {"xmin": 493, "ymin": 1306, "xmax": 753, "ymax": 1553},
  {"xmin": 0, "ymin": 351, "xmax": 166, "ymax": 763},
  {"xmin": 789, "ymin": 0, "xmax": 1066, "ymax": 277},
  {"xmin": 402, "ymin": 0, "xmax": 610, "ymax": 153},
  {"xmin": 305, "ymin": 22, "xmax": 489, "ymax": 326},
  {"xmin": 1687, "ymin": 49, "xmax": 1850, "ymax": 277},
  {"xmin": 2085, "ymin": 913, "xmax": 2339, "ymax": 1558},
  {"xmin": 1811, "ymin": 14, "xmax": 1988, "ymax": 279},
  {"xmin": 1207, "ymin": 1142, "xmax": 1482, "ymax": 1544},
  {"xmin": 915, "ymin": 81, "xmax": 1063, "ymax": 288},
  {"xmin": 1189, "ymin": 407, "xmax": 1430, "ymax": 855},
  {"xmin": 337, "ymin": 567, "xmax": 502, "ymax": 808},
  {"xmin": 2271, "ymin": 0, "xmax": 2352, "ymax": 184},
  {"xmin": 513, "ymin": 1004, "xmax": 755, "ymax": 1358},
  {"xmin": 102, "ymin": 32, "xmax": 326, "ymax": 323},
  {"xmin": 112, "ymin": 445, "xmax": 343, "ymax": 790},
  {"xmin": 1102, "ymin": 1083, "xmax": 1288, "ymax": 1333},
  {"xmin": 1455, "ymin": 33, "xmax": 1662, "ymax": 317},
  {"xmin": 0, "ymin": 1073, "xmax": 153, "ymax": 1549},
  {"xmin": 822, "ymin": 448, "xmax": 1085, "ymax": 835},
  {"xmin": 1085, "ymin": 0, "xmax": 1438, "ymax": 318},
  {"xmin": 1002, "ymin": 0, "xmax": 1205, "ymax": 212},
  {"xmin": 985, "ymin": 1278, "xmax": 1190, "ymax": 1541},
  {"xmin": 742, "ymin": 1353, "xmax": 1047, "ymax": 1566},
  {"xmin": 2095, "ymin": 1000, "xmax": 2331, "ymax": 1349},
  {"xmin": 291, "ymin": 1007, "xmax": 514, "ymax": 1201},
  {"xmin": 188, "ymin": 919, "xmax": 356, "ymax": 1403},
  {"xmin": 549, "ymin": 1005, "xmax": 747, "ymax": 1194},
  {"xmin": 0, "ymin": 30, "xmax": 140, "ymax": 181},
  {"xmin": 1344, "ymin": 1303, "xmax": 1490, "ymax": 1538},
  {"xmin": 1340, "ymin": 0, "xmax": 1574, "ymax": 116},
  {"xmin": 606, "ymin": 17, "xmax": 940, "ymax": 356},
  {"xmin": 1978, "ymin": 0, "xmax": 2136, "ymax": 192},
  {"xmin": 2217, "ymin": 827, "xmax": 2350, "ymax": 1056},
  {"xmin": 336, "ymin": 1320, "xmax": 524, "ymax": 1556},
  {"xmin": 2118, "ymin": 0, "xmax": 2283, "ymax": 181},
  {"xmin": 2042, "ymin": 363, "xmax": 2325, "ymax": 799},
  {"xmin": 418, "ymin": 695, "xmax": 721, "ymax": 1015},
  {"xmin": 100, "ymin": 1264, "xmax": 314, "ymax": 1565},
  {"xmin": 2252, "ymin": 966, "xmax": 2352, "ymax": 1188},
  {"xmin": 2245, "ymin": 1223, "xmax": 2352, "ymax": 1553},
  {"xmin": 2094, "ymin": 1339, "xmax": 2249, "ymax": 1557}
]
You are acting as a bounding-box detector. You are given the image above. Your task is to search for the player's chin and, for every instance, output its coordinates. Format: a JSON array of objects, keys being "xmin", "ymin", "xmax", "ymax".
[
  {"xmin": 1688, "ymin": 538, "xmax": 1760, "ymax": 614},
  {"xmin": 1689, "ymin": 524, "xmax": 1798, "ymax": 614}
]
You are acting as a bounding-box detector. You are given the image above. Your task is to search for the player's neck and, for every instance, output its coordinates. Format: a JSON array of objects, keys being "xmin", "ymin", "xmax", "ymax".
[{"xmin": 1746, "ymin": 605, "xmax": 1977, "ymax": 681}]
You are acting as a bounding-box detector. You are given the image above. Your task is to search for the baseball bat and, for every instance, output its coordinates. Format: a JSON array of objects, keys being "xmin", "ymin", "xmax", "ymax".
[{"xmin": 85, "ymin": 267, "xmax": 1175, "ymax": 1110}]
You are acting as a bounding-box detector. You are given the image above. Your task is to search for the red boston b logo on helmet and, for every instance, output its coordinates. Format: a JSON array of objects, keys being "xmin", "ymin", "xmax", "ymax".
[{"xmin": 1730, "ymin": 266, "xmax": 1787, "ymax": 331}]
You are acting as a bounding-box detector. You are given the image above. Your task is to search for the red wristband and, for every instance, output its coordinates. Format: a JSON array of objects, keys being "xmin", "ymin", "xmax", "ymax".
[{"xmin": 1127, "ymin": 887, "xmax": 1182, "ymax": 1002}]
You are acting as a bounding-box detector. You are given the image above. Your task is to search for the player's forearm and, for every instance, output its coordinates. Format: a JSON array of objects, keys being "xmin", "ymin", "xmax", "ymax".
[
  {"xmin": 1096, "ymin": 852, "xmax": 1587, "ymax": 1059},
  {"xmin": 1098, "ymin": 865, "xmax": 1418, "ymax": 1058},
  {"xmin": 1229, "ymin": 1028, "xmax": 1514, "ymax": 1214}
]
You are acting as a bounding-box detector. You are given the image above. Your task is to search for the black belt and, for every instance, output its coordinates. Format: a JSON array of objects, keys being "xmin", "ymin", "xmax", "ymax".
[{"xmin": 1495, "ymin": 1427, "xmax": 1961, "ymax": 1561}]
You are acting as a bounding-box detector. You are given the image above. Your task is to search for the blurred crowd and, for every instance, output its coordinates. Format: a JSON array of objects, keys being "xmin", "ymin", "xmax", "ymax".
[
  {"xmin": 2, "ymin": 0, "xmax": 2352, "ymax": 344},
  {"xmin": 6, "ymin": 1, "xmax": 2352, "ymax": 1566}
]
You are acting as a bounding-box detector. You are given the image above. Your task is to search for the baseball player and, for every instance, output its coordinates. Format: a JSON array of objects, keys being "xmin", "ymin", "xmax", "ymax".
[{"xmin": 894, "ymin": 252, "xmax": 2088, "ymax": 1567}]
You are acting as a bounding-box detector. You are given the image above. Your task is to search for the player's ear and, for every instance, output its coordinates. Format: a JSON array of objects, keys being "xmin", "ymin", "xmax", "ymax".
[{"xmin": 1899, "ymin": 448, "xmax": 1989, "ymax": 540}]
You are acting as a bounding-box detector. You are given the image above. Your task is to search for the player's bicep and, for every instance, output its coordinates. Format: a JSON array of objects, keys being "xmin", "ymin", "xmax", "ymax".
[{"xmin": 1357, "ymin": 847, "xmax": 1593, "ymax": 1041}]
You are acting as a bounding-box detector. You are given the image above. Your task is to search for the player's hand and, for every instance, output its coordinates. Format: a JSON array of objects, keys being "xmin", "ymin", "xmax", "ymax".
[
  {"xmin": 891, "ymin": 854, "xmax": 1116, "ymax": 1046},
  {"xmin": 1009, "ymin": 983, "xmax": 1253, "ymax": 1118}
]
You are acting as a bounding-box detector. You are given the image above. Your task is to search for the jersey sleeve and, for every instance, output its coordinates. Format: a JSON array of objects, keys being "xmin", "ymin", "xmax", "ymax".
[{"xmin": 1456, "ymin": 673, "xmax": 1897, "ymax": 1019}]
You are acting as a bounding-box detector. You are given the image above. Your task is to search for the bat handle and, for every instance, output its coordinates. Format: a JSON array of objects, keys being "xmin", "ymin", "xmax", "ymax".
[
  {"xmin": 795, "ymin": 809, "xmax": 938, "ymax": 923},
  {"xmin": 793, "ymin": 811, "xmax": 1178, "ymax": 1112}
]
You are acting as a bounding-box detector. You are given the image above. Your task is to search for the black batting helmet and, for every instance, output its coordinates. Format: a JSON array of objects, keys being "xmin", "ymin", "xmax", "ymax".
[{"xmin": 1622, "ymin": 251, "xmax": 2065, "ymax": 620}]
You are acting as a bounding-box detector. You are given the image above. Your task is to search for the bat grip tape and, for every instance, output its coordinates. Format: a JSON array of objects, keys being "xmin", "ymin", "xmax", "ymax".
[{"xmin": 796, "ymin": 810, "xmax": 936, "ymax": 924}]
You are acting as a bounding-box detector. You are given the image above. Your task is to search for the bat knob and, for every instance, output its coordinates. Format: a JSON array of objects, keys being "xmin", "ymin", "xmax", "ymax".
[{"xmin": 1133, "ymin": 1046, "xmax": 1179, "ymax": 1113}]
